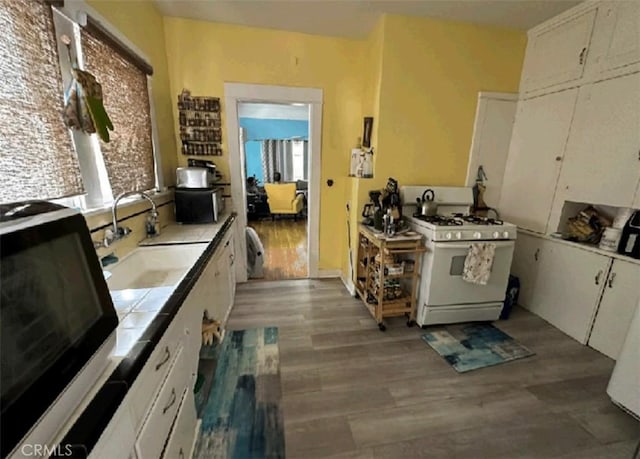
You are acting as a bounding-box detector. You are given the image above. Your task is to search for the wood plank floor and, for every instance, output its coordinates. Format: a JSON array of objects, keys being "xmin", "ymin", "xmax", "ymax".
[
  {"xmin": 227, "ymin": 279, "xmax": 640, "ymax": 459},
  {"xmin": 249, "ymin": 219, "xmax": 307, "ymax": 280}
]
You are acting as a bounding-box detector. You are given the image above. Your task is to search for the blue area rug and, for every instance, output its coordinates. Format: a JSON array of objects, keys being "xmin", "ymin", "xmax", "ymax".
[
  {"xmin": 422, "ymin": 323, "xmax": 534, "ymax": 373},
  {"xmin": 193, "ymin": 327, "xmax": 284, "ymax": 458}
]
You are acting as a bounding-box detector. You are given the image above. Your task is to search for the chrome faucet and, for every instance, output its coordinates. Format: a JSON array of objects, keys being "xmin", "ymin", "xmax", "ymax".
[{"xmin": 103, "ymin": 191, "xmax": 159, "ymax": 247}]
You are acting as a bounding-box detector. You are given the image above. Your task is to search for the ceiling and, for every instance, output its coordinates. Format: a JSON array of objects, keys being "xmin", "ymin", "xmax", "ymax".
[
  {"xmin": 155, "ymin": 0, "xmax": 582, "ymax": 38},
  {"xmin": 238, "ymin": 103, "xmax": 309, "ymax": 120}
]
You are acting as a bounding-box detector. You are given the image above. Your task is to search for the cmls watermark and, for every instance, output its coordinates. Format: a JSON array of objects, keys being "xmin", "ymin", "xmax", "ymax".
[{"xmin": 20, "ymin": 444, "xmax": 73, "ymax": 457}]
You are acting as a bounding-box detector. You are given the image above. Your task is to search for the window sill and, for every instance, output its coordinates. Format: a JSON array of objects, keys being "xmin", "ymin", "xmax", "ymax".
[{"xmin": 84, "ymin": 190, "xmax": 174, "ymax": 232}]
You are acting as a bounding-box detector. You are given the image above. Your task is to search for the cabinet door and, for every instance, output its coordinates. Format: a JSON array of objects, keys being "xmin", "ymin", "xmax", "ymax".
[
  {"xmin": 465, "ymin": 94, "xmax": 518, "ymax": 208},
  {"xmin": 529, "ymin": 240, "xmax": 611, "ymax": 343},
  {"xmin": 510, "ymin": 232, "xmax": 544, "ymax": 309},
  {"xmin": 557, "ymin": 73, "xmax": 640, "ymax": 207},
  {"xmin": 163, "ymin": 389, "xmax": 197, "ymax": 459},
  {"xmin": 227, "ymin": 233, "xmax": 237, "ymax": 304},
  {"xmin": 499, "ymin": 89, "xmax": 578, "ymax": 232},
  {"xmin": 587, "ymin": 1, "xmax": 640, "ymax": 75},
  {"xmin": 588, "ymin": 259, "xmax": 640, "ymax": 359},
  {"xmin": 521, "ymin": 9, "xmax": 596, "ymax": 93}
]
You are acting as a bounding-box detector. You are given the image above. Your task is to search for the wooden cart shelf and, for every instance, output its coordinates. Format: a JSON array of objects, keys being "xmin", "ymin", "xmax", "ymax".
[{"xmin": 354, "ymin": 224, "xmax": 426, "ymax": 331}]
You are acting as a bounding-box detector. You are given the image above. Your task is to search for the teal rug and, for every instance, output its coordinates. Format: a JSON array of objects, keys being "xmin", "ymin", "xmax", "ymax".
[
  {"xmin": 193, "ymin": 327, "xmax": 284, "ymax": 458},
  {"xmin": 422, "ymin": 323, "xmax": 534, "ymax": 373}
]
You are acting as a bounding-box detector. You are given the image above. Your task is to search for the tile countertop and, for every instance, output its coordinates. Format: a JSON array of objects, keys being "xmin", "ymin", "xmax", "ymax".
[
  {"xmin": 139, "ymin": 214, "xmax": 232, "ymax": 246},
  {"xmin": 54, "ymin": 213, "xmax": 237, "ymax": 457}
]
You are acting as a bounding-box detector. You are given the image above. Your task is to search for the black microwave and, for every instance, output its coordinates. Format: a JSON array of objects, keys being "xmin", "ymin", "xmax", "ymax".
[{"xmin": 0, "ymin": 201, "xmax": 118, "ymax": 457}]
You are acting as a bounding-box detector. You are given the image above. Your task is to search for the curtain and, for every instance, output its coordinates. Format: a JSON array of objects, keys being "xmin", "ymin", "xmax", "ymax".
[
  {"xmin": 81, "ymin": 26, "xmax": 155, "ymax": 197},
  {"xmin": 0, "ymin": 0, "xmax": 84, "ymax": 204},
  {"xmin": 261, "ymin": 139, "xmax": 292, "ymax": 182},
  {"xmin": 302, "ymin": 140, "xmax": 309, "ymax": 181},
  {"xmin": 261, "ymin": 139, "xmax": 308, "ymax": 182}
]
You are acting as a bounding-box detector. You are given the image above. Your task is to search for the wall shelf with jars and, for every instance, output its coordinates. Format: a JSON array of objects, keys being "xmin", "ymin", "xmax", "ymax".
[{"xmin": 178, "ymin": 89, "xmax": 223, "ymax": 156}]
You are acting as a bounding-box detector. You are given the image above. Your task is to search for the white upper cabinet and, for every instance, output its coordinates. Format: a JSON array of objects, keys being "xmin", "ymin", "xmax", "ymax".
[
  {"xmin": 521, "ymin": 9, "xmax": 597, "ymax": 94},
  {"xmin": 556, "ymin": 72, "xmax": 640, "ymax": 207},
  {"xmin": 499, "ymin": 89, "xmax": 578, "ymax": 233},
  {"xmin": 586, "ymin": 1, "xmax": 640, "ymax": 77}
]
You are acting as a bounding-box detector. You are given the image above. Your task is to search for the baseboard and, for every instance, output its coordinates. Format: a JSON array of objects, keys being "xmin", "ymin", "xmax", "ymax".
[
  {"xmin": 340, "ymin": 275, "xmax": 356, "ymax": 296},
  {"xmin": 317, "ymin": 269, "xmax": 341, "ymax": 278}
]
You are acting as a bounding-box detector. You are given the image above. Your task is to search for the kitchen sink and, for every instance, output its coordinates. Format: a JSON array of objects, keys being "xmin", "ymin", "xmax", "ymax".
[{"xmin": 106, "ymin": 244, "xmax": 207, "ymax": 291}]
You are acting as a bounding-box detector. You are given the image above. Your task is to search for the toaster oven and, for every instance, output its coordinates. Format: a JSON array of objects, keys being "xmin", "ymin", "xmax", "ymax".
[{"xmin": 176, "ymin": 166, "xmax": 216, "ymax": 189}]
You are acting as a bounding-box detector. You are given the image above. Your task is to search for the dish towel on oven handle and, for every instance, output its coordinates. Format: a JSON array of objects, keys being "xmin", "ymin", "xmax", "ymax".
[{"xmin": 462, "ymin": 242, "xmax": 496, "ymax": 285}]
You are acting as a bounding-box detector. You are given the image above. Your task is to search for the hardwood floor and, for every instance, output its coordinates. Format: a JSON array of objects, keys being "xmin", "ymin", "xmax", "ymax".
[
  {"xmin": 249, "ymin": 219, "xmax": 307, "ymax": 280},
  {"xmin": 227, "ymin": 279, "xmax": 640, "ymax": 458}
]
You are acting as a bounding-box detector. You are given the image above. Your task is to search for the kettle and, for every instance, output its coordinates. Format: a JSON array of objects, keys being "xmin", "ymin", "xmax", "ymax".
[{"xmin": 418, "ymin": 188, "xmax": 437, "ymax": 216}]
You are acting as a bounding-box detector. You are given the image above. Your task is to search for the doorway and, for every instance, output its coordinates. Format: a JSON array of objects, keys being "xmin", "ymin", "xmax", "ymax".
[
  {"xmin": 240, "ymin": 102, "xmax": 309, "ymax": 280},
  {"xmin": 224, "ymin": 83, "xmax": 323, "ymax": 283}
]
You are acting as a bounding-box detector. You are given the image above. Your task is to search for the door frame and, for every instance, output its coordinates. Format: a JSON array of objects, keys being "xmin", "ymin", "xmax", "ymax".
[{"xmin": 224, "ymin": 83, "xmax": 323, "ymax": 282}]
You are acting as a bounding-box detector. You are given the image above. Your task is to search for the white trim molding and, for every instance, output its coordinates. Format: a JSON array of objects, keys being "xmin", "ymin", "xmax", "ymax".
[
  {"xmin": 224, "ymin": 83, "xmax": 323, "ymax": 282},
  {"xmin": 340, "ymin": 275, "xmax": 357, "ymax": 296},
  {"xmin": 318, "ymin": 269, "xmax": 341, "ymax": 278}
]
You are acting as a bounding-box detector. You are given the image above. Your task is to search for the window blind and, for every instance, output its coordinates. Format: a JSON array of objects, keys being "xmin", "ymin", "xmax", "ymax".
[
  {"xmin": 80, "ymin": 26, "xmax": 155, "ymax": 197},
  {"xmin": 0, "ymin": 0, "xmax": 84, "ymax": 204}
]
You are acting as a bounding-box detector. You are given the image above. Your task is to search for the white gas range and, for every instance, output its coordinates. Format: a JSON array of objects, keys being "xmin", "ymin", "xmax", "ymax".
[{"xmin": 401, "ymin": 186, "xmax": 517, "ymax": 327}]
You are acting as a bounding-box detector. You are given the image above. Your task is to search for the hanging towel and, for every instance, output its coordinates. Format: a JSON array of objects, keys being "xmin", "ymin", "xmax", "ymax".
[{"xmin": 462, "ymin": 243, "xmax": 496, "ymax": 285}]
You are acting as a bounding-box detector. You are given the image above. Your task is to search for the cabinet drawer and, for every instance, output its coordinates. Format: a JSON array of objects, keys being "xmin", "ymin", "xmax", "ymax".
[
  {"xmin": 162, "ymin": 389, "xmax": 197, "ymax": 459},
  {"xmin": 136, "ymin": 346, "xmax": 188, "ymax": 459},
  {"xmin": 129, "ymin": 316, "xmax": 185, "ymax": 427}
]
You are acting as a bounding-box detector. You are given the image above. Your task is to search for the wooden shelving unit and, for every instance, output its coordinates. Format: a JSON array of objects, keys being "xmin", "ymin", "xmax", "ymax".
[{"xmin": 355, "ymin": 225, "xmax": 426, "ymax": 331}]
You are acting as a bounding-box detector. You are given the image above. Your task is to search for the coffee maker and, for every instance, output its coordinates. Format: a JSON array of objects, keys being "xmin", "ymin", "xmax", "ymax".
[{"xmin": 361, "ymin": 190, "xmax": 382, "ymax": 226}]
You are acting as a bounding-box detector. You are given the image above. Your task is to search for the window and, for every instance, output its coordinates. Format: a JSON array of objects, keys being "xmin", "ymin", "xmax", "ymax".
[
  {"xmin": 0, "ymin": 0, "xmax": 160, "ymax": 208},
  {"xmin": 291, "ymin": 140, "xmax": 306, "ymax": 182},
  {"xmin": 0, "ymin": 0, "xmax": 84, "ymax": 204},
  {"xmin": 80, "ymin": 20, "xmax": 156, "ymax": 198},
  {"xmin": 291, "ymin": 140, "xmax": 309, "ymax": 182}
]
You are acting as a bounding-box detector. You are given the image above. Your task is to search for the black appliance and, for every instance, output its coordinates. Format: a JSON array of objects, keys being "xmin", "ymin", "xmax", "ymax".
[
  {"xmin": 0, "ymin": 201, "xmax": 118, "ymax": 457},
  {"xmin": 175, "ymin": 161, "xmax": 224, "ymax": 223},
  {"xmin": 175, "ymin": 188, "xmax": 225, "ymax": 223},
  {"xmin": 618, "ymin": 211, "xmax": 640, "ymax": 259}
]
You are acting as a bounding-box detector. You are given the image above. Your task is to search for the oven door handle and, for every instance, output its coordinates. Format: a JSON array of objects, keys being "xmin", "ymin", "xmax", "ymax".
[{"xmin": 433, "ymin": 241, "xmax": 515, "ymax": 250}]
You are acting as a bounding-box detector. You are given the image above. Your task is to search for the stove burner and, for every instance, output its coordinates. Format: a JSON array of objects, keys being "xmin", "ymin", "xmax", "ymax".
[
  {"xmin": 413, "ymin": 214, "xmax": 463, "ymax": 226},
  {"xmin": 452, "ymin": 214, "xmax": 504, "ymax": 225}
]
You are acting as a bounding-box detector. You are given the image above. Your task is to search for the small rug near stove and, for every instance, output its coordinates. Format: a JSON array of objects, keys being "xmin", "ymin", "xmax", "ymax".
[
  {"xmin": 422, "ymin": 323, "xmax": 534, "ymax": 373},
  {"xmin": 193, "ymin": 327, "xmax": 284, "ymax": 459}
]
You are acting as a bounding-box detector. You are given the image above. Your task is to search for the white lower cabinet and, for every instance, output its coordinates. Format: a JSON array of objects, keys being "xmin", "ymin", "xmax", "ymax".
[
  {"xmin": 530, "ymin": 239, "xmax": 610, "ymax": 343},
  {"xmin": 163, "ymin": 389, "xmax": 197, "ymax": 459},
  {"xmin": 90, "ymin": 226, "xmax": 237, "ymax": 459},
  {"xmin": 512, "ymin": 231, "xmax": 640, "ymax": 354},
  {"xmin": 512, "ymin": 232, "xmax": 610, "ymax": 343},
  {"xmin": 588, "ymin": 259, "xmax": 640, "ymax": 359},
  {"xmin": 136, "ymin": 346, "xmax": 188, "ymax": 459}
]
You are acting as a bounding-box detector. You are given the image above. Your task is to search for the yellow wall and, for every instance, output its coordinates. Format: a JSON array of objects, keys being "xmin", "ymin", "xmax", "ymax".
[
  {"xmin": 374, "ymin": 15, "xmax": 526, "ymax": 187},
  {"xmin": 343, "ymin": 15, "xmax": 526, "ymax": 281},
  {"xmin": 343, "ymin": 18, "xmax": 386, "ymax": 280},
  {"xmin": 163, "ymin": 18, "xmax": 365, "ymax": 270},
  {"xmin": 86, "ymin": 0, "xmax": 177, "ymax": 187}
]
